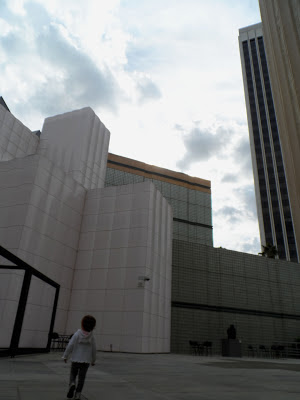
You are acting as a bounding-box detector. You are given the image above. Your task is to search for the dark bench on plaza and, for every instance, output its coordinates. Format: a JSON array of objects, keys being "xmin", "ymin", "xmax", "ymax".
[
  {"xmin": 259, "ymin": 345, "xmax": 269, "ymax": 357},
  {"xmin": 271, "ymin": 345, "xmax": 285, "ymax": 358},
  {"xmin": 203, "ymin": 341, "xmax": 212, "ymax": 355},
  {"xmin": 51, "ymin": 332, "xmax": 72, "ymax": 351},
  {"xmin": 247, "ymin": 345, "xmax": 257, "ymax": 357},
  {"xmin": 189, "ymin": 340, "xmax": 212, "ymax": 356}
]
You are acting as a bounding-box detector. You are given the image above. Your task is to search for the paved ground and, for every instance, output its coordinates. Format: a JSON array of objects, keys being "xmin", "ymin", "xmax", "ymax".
[{"xmin": 1, "ymin": 351, "xmax": 300, "ymax": 400}]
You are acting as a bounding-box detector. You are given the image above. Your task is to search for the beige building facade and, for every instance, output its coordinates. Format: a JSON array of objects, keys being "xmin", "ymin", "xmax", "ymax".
[{"xmin": 258, "ymin": 0, "xmax": 300, "ymax": 260}]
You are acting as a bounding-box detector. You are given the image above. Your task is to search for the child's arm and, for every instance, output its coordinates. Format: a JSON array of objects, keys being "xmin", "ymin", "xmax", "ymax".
[
  {"xmin": 91, "ymin": 336, "xmax": 96, "ymax": 366},
  {"xmin": 62, "ymin": 333, "xmax": 77, "ymax": 362}
]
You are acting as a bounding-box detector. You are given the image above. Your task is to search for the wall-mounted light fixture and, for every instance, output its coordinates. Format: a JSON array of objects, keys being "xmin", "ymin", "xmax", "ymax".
[{"xmin": 138, "ymin": 276, "xmax": 150, "ymax": 281}]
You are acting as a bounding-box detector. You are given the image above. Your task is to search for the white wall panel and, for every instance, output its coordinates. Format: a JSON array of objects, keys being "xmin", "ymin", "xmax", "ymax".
[
  {"xmin": 39, "ymin": 107, "xmax": 110, "ymax": 190},
  {"xmin": 19, "ymin": 276, "xmax": 56, "ymax": 349},
  {"xmin": 68, "ymin": 181, "xmax": 172, "ymax": 353},
  {"xmin": 0, "ymin": 105, "xmax": 39, "ymax": 161},
  {"xmin": 0, "ymin": 154, "xmax": 86, "ymax": 336},
  {"xmin": 0, "ymin": 270, "xmax": 24, "ymax": 348}
]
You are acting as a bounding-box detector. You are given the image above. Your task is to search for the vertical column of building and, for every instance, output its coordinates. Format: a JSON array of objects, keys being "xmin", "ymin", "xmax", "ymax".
[
  {"xmin": 256, "ymin": 37, "xmax": 298, "ymax": 262},
  {"xmin": 259, "ymin": 0, "xmax": 300, "ymax": 262}
]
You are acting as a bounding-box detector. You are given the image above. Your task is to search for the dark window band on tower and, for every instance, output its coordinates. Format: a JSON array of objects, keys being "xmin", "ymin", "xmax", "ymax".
[
  {"xmin": 249, "ymin": 38, "xmax": 286, "ymax": 259},
  {"xmin": 242, "ymin": 40, "xmax": 273, "ymax": 250}
]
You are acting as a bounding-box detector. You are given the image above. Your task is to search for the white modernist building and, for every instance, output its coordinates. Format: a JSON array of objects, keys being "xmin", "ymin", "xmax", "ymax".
[{"xmin": 0, "ymin": 104, "xmax": 172, "ymax": 353}]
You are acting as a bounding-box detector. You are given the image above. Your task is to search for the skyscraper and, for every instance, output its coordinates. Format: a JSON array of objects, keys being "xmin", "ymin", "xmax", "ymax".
[{"xmin": 239, "ymin": 23, "xmax": 298, "ymax": 262}]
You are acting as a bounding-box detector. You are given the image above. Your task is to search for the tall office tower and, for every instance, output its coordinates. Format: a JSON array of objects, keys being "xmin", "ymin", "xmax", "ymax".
[
  {"xmin": 239, "ymin": 23, "xmax": 298, "ymax": 262},
  {"xmin": 258, "ymin": 0, "xmax": 300, "ymax": 259}
]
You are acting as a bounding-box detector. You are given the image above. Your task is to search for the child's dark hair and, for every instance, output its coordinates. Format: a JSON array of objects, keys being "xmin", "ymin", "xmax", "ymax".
[{"xmin": 81, "ymin": 315, "xmax": 96, "ymax": 332}]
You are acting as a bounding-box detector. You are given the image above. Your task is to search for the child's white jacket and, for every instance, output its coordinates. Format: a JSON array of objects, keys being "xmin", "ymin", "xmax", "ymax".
[{"xmin": 63, "ymin": 329, "xmax": 96, "ymax": 364}]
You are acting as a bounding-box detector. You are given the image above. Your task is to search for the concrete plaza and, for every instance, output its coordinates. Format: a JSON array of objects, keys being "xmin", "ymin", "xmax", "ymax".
[{"xmin": 1, "ymin": 351, "xmax": 300, "ymax": 400}]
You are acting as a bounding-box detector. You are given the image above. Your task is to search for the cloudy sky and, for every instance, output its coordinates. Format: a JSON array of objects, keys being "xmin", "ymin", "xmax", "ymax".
[{"xmin": 0, "ymin": 0, "xmax": 262, "ymax": 255}]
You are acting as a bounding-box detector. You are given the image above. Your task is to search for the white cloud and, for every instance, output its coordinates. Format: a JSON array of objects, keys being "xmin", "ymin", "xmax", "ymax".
[
  {"xmin": 177, "ymin": 123, "xmax": 234, "ymax": 169},
  {"xmin": 6, "ymin": 0, "xmax": 26, "ymax": 15},
  {"xmin": 135, "ymin": 74, "xmax": 162, "ymax": 104},
  {"xmin": 241, "ymin": 237, "xmax": 261, "ymax": 254},
  {"xmin": 221, "ymin": 173, "xmax": 238, "ymax": 183}
]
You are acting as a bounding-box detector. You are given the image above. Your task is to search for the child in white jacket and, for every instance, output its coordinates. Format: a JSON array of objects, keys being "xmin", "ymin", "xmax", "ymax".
[{"xmin": 63, "ymin": 315, "xmax": 97, "ymax": 400}]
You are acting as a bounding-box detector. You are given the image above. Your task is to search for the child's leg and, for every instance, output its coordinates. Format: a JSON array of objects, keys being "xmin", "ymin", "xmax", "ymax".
[
  {"xmin": 69, "ymin": 362, "xmax": 79, "ymax": 385},
  {"xmin": 67, "ymin": 362, "xmax": 79, "ymax": 398},
  {"xmin": 76, "ymin": 363, "xmax": 89, "ymax": 393}
]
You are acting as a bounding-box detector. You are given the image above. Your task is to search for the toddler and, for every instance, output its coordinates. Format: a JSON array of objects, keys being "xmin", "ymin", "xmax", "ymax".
[{"xmin": 63, "ymin": 315, "xmax": 97, "ymax": 399}]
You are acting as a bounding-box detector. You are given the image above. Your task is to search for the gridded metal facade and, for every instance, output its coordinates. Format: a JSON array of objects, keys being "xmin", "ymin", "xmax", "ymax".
[
  {"xmin": 239, "ymin": 24, "xmax": 298, "ymax": 262},
  {"xmin": 105, "ymin": 162, "xmax": 213, "ymax": 246},
  {"xmin": 105, "ymin": 153, "xmax": 300, "ymax": 356},
  {"xmin": 171, "ymin": 240, "xmax": 300, "ymax": 355}
]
